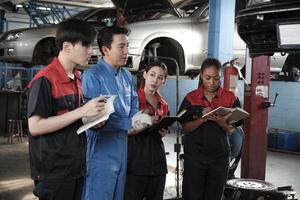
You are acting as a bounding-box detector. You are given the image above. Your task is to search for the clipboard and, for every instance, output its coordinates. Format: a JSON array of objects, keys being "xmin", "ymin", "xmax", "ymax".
[
  {"xmin": 177, "ymin": 105, "xmax": 204, "ymax": 122},
  {"xmin": 77, "ymin": 95, "xmax": 117, "ymax": 134},
  {"xmin": 148, "ymin": 116, "xmax": 178, "ymax": 133},
  {"xmin": 202, "ymin": 106, "xmax": 249, "ymax": 124}
]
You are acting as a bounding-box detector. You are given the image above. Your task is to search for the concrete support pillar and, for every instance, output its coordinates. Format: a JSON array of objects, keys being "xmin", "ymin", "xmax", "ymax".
[
  {"xmin": 208, "ymin": 0, "xmax": 236, "ymax": 64},
  {"xmin": 0, "ymin": 10, "xmax": 5, "ymax": 33}
]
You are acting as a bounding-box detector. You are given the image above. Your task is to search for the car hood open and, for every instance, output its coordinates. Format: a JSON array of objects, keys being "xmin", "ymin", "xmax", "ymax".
[{"xmin": 111, "ymin": 0, "xmax": 180, "ymax": 17}]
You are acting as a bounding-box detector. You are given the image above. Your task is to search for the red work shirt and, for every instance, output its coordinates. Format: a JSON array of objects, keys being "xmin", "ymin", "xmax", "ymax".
[
  {"xmin": 137, "ymin": 87, "xmax": 169, "ymax": 117},
  {"xmin": 27, "ymin": 58, "xmax": 86, "ymax": 181},
  {"xmin": 178, "ymin": 85, "xmax": 242, "ymax": 160}
]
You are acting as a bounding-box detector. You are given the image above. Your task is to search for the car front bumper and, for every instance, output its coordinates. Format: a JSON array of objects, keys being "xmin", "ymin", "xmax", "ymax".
[{"xmin": 0, "ymin": 39, "xmax": 36, "ymax": 64}]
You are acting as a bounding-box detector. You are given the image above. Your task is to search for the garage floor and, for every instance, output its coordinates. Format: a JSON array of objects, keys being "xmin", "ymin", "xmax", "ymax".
[{"xmin": 0, "ymin": 132, "xmax": 299, "ymax": 200}]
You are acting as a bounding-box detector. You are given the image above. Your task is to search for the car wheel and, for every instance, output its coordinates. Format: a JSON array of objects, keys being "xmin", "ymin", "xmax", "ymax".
[
  {"xmin": 288, "ymin": 66, "xmax": 300, "ymax": 82},
  {"xmin": 139, "ymin": 38, "xmax": 185, "ymax": 76},
  {"xmin": 32, "ymin": 38, "xmax": 58, "ymax": 66}
]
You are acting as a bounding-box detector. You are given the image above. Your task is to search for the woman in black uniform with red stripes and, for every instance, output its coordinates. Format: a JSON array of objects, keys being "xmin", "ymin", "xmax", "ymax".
[
  {"xmin": 125, "ymin": 62, "xmax": 170, "ymax": 200},
  {"xmin": 178, "ymin": 58, "xmax": 243, "ymax": 200}
]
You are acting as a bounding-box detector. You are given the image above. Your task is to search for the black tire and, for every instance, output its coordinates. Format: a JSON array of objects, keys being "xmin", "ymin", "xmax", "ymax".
[
  {"xmin": 288, "ymin": 66, "xmax": 300, "ymax": 82},
  {"xmin": 32, "ymin": 38, "xmax": 58, "ymax": 66},
  {"xmin": 282, "ymin": 54, "xmax": 300, "ymax": 81},
  {"xmin": 223, "ymin": 188, "xmax": 242, "ymax": 200},
  {"xmin": 139, "ymin": 38, "xmax": 185, "ymax": 76}
]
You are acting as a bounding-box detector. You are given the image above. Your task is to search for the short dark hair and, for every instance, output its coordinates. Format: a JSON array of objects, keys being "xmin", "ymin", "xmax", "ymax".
[
  {"xmin": 97, "ymin": 26, "xmax": 130, "ymax": 55},
  {"xmin": 55, "ymin": 19, "xmax": 96, "ymax": 51},
  {"xmin": 200, "ymin": 58, "xmax": 222, "ymax": 73}
]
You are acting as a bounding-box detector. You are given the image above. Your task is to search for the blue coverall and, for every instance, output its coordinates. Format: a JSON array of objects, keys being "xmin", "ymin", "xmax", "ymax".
[{"xmin": 81, "ymin": 60, "xmax": 139, "ymax": 200}]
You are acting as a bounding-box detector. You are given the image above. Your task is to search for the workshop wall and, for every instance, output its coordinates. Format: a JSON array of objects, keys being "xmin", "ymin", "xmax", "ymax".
[
  {"xmin": 160, "ymin": 79, "xmax": 300, "ymax": 132},
  {"xmin": 268, "ymin": 81, "xmax": 300, "ymax": 132}
]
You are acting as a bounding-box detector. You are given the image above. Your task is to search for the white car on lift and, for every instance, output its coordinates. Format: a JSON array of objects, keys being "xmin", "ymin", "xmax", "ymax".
[{"xmin": 0, "ymin": 0, "xmax": 294, "ymax": 79}]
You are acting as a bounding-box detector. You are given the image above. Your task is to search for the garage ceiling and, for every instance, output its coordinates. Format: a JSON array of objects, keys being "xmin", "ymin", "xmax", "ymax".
[
  {"xmin": 0, "ymin": 0, "xmax": 113, "ymax": 9},
  {"xmin": 0, "ymin": 0, "xmax": 183, "ymax": 9}
]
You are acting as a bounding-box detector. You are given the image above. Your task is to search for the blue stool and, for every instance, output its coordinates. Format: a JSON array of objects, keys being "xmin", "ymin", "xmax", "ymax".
[
  {"xmin": 228, "ymin": 127, "xmax": 244, "ymax": 179},
  {"xmin": 229, "ymin": 127, "xmax": 244, "ymax": 158}
]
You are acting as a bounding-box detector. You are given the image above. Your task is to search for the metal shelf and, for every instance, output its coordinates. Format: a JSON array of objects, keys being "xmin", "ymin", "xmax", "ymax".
[{"xmin": 0, "ymin": 62, "xmax": 43, "ymax": 90}]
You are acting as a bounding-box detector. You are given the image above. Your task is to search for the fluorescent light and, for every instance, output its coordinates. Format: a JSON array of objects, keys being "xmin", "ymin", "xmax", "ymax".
[
  {"xmin": 248, "ymin": 0, "xmax": 271, "ymax": 7},
  {"xmin": 37, "ymin": 6, "xmax": 51, "ymax": 11},
  {"xmin": 277, "ymin": 22, "xmax": 300, "ymax": 48}
]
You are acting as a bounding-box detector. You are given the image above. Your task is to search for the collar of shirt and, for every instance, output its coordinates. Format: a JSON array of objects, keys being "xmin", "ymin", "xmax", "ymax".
[
  {"xmin": 197, "ymin": 84, "xmax": 223, "ymax": 100},
  {"xmin": 137, "ymin": 87, "xmax": 168, "ymax": 116},
  {"xmin": 97, "ymin": 59, "xmax": 121, "ymax": 77},
  {"xmin": 52, "ymin": 57, "xmax": 81, "ymax": 83},
  {"xmin": 193, "ymin": 85, "xmax": 224, "ymax": 108}
]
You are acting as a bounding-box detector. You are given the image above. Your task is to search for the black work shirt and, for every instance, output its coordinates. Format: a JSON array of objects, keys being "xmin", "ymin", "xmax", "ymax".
[
  {"xmin": 27, "ymin": 58, "xmax": 86, "ymax": 181},
  {"xmin": 178, "ymin": 85, "xmax": 242, "ymax": 162},
  {"xmin": 127, "ymin": 88, "xmax": 169, "ymax": 176}
]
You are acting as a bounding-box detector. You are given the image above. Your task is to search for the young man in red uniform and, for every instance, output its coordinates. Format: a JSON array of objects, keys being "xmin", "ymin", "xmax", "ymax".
[{"xmin": 27, "ymin": 19, "xmax": 105, "ymax": 200}]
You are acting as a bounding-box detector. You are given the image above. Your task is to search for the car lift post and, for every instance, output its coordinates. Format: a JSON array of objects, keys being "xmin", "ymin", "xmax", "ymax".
[
  {"xmin": 0, "ymin": 10, "xmax": 5, "ymax": 33},
  {"xmin": 241, "ymin": 55, "xmax": 271, "ymax": 180}
]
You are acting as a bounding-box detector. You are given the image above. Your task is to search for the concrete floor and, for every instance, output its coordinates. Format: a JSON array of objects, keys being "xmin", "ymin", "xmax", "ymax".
[
  {"xmin": 163, "ymin": 131, "xmax": 300, "ymax": 198},
  {"xmin": 0, "ymin": 132, "xmax": 299, "ymax": 200}
]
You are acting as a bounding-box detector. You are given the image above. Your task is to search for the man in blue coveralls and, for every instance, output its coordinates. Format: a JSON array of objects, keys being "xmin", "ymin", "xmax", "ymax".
[{"xmin": 81, "ymin": 26, "xmax": 139, "ymax": 200}]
